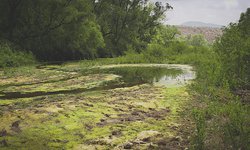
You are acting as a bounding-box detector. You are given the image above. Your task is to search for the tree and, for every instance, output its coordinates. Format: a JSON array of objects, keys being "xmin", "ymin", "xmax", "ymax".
[
  {"xmin": 93, "ymin": 0, "xmax": 172, "ymax": 57},
  {"xmin": 152, "ymin": 25, "xmax": 179, "ymax": 47},
  {"xmin": 0, "ymin": 0, "xmax": 104, "ymax": 61},
  {"xmin": 0, "ymin": 0, "xmax": 172, "ymax": 60},
  {"xmin": 238, "ymin": 8, "xmax": 250, "ymax": 38},
  {"xmin": 214, "ymin": 8, "xmax": 250, "ymax": 89},
  {"xmin": 186, "ymin": 34, "xmax": 207, "ymax": 47}
]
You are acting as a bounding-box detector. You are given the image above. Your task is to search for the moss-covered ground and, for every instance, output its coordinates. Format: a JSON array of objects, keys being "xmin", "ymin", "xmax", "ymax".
[{"xmin": 0, "ymin": 63, "xmax": 195, "ymax": 149}]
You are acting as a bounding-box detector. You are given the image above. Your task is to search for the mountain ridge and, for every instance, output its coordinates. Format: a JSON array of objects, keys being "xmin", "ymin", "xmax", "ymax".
[
  {"xmin": 181, "ymin": 21, "xmax": 223, "ymax": 28},
  {"xmin": 176, "ymin": 26, "xmax": 223, "ymax": 43}
]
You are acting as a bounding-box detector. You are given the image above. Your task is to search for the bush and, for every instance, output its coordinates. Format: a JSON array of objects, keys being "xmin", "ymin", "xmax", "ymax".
[
  {"xmin": 214, "ymin": 9, "xmax": 250, "ymax": 89},
  {"xmin": 192, "ymin": 109, "xmax": 206, "ymax": 150},
  {"xmin": 222, "ymin": 101, "xmax": 250, "ymax": 150},
  {"xmin": 169, "ymin": 41, "xmax": 189, "ymax": 54},
  {"xmin": 0, "ymin": 42, "xmax": 36, "ymax": 68},
  {"xmin": 143, "ymin": 44, "xmax": 167, "ymax": 63}
]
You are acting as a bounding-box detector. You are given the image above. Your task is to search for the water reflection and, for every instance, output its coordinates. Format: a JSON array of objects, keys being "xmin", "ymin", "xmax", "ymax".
[
  {"xmin": 155, "ymin": 71, "xmax": 195, "ymax": 87},
  {"xmin": 96, "ymin": 66, "xmax": 195, "ymax": 87},
  {"xmin": 0, "ymin": 65, "xmax": 195, "ymax": 99}
]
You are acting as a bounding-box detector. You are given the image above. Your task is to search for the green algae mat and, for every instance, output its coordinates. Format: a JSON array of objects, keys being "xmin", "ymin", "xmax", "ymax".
[{"xmin": 0, "ymin": 63, "xmax": 195, "ymax": 149}]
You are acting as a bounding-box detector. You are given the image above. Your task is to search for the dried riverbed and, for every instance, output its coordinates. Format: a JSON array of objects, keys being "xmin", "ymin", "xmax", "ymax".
[{"xmin": 0, "ymin": 63, "xmax": 196, "ymax": 149}]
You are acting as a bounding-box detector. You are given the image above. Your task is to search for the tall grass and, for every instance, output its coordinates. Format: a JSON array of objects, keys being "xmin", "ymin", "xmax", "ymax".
[
  {"xmin": 171, "ymin": 43, "xmax": 250, "ymax": 149},
  {"xmin": 0, "ymin": 41, "xmax": 36, "ymax": 68},
  {"xmin": 192, "ymin": 109, "xmax": 206, "ymax": 150}
]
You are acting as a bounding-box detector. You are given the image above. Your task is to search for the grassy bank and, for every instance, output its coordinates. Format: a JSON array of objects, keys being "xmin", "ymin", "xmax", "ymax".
[
  {"xmin": 1, "ymin": 9, "xmax": 249, "ymax": 149},
  {"xmin": 0, "ymin": 51, "xmax": 249, "ymax": 149}
]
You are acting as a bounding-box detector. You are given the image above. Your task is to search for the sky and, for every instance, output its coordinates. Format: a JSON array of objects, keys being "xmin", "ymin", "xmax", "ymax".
[{"xmin": 150, "ymin": 0, "xmax": 250, "ymax": 26}]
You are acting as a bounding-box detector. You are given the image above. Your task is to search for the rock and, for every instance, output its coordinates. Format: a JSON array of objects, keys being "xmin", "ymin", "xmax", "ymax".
[
  {"xmin": 136, "ymin": 130, "xmax": 161, "ymax": 142},
  {"xmin": 171, "ymin": 136, "xmax": 183, "ymax": 142},
  {"xmin": 56, "ymin": 104, "xmax": 63, "ymax": 108},
  {"xmin": 124, "ymin": 142, "xmax": 133, "ymax": 149},
  {"xmin": 111, "ymin": 130, "xmax": 122, "ymax": 136},
  {"xmin": 35, "ymin": 104, "xmax": 43, "ymax": 108},
  {"xmin": 148, "ymin": 142, "xmax": 158, "ymax": 149},
  {"xmin": 103, "ymin": 113, "xmax": 110, "ymax": 117},
  {"xmin": 83, "ymin": 103, "xmax": 94, "ymax": 107},
  {"xmin": 148, "ymin": 108, "xmax": 155, "ymax": 111},
  {"xmin": 157, "ymin": 139, "xmax": 167, "ymax": 146},
  {"xmin": 52, "ymin": 139, "xmax": 69, "ymax": 143}
]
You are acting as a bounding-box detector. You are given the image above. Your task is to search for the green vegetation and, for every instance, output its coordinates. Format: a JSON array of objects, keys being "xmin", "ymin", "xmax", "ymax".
[
  {"xmin": 175, "ymin": 9, "xmax": 250, "ymax": 150},
  {"xmin": 0, "ymin": 41, "xmax": 35, "ymax": 68},
  {"xmin": 214, "ymin": 9, "xmax": 250, "ymax": 89},
  {"xmin": 0, "ymin": 0, "xmax": 171, "ymax": 61},
  {"xmin": 0, "ymin": 64, "xmax": 193, "ymax": 149},
  {"xmin": 0, "ymin": 0, "xmax": 249, "ymax": 149}
]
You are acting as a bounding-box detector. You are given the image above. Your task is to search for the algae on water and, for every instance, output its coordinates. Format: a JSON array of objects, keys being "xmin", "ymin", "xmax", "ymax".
[{"xmin": 0, "ymin": 63, "xmax": 195, "ymax": 149}]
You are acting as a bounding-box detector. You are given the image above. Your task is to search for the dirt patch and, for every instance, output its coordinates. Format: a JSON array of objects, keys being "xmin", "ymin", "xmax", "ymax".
[
  {"xmin": 97, "ymin": 108, "xmax": 170, "ymax": 127},
  {"xmin": 235, "ymin": 90, "xmax": 250, "ymax": 104},
  {"xmin": 0, "ymin": 63, "xmax": 195, "ymax": 149}
]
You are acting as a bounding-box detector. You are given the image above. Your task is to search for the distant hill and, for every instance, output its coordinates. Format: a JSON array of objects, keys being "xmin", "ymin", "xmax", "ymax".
[
  {"xmin": 176, "ymin": 26, "xmax": 223, "ymax": 43},
  {"xmin": 181, "ymin": 21, "xmax": 223, "ymax": 28}
]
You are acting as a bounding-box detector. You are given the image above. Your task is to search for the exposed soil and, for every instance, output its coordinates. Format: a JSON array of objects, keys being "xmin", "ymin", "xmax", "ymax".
[
  {"xmin": 97, "ymin": 108, "xmax": 171, "ymax": 127},
  {"xmin": 0, "ymin": 63, "xmax": 195, "ymax": 149}
]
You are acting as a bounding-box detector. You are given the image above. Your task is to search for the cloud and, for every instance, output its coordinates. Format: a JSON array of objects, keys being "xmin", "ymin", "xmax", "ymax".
[
  {"xmin": 224, "ymin": 0, "xmax": 239, "ymax": 9},
  {"xmin": 149, "ymin": 0, "xmax": 250, "ymax": 25}
]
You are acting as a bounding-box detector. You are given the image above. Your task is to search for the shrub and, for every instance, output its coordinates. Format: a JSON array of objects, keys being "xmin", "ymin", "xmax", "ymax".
[
  {"xmin": 222, "ymin": 101, "xmax": 249, "ymax": 149},
  {"xmin": 143, "ymin": 44, "xmax": 167, "ymax": 63},
  {"xmin": 169, "ymin": 41, "xmax": 189, "ymax": 54},
  {"xmin": 192, "ymin": 109, "xmax": 206, "ymax": 150},
  {"xmin": 0, "ymin": 42, "xmax": 36, "ymax": 68}
]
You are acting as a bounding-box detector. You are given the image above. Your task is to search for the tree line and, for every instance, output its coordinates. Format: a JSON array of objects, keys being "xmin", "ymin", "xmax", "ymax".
[
  {"xmin": 0, "ymin": 0, "xmax": 172, "ymax": 61},
  {"xmin": 214, "ymin": 8, "xmax": 250, "ymax": 89}
]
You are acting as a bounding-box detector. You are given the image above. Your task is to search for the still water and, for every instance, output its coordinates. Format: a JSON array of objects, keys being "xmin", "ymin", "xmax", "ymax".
[
  {"xmin": 0, "ymin": 64, "xmax": 195, "ymax": 99},
  {"xmin": 93, "ymin": 64, "xmax": 196, "ymax": 87}
]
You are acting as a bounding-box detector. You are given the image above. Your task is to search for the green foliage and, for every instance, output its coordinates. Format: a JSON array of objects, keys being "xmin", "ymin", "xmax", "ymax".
[
  {"xmin": 143, "ymin": 44, "xmax": 167, "ymax": 63},
  {"xmin": 0, "ymin": 1, "xmax": 248, "ymax": 149},
  {"xmin": 0, "ymin": 0, "xmax": 171, "ymax": 61},
  {"xmin": 0, "ymin": 0, "xmax": 104, "ymax": 61},
  {"xmin": 183, "ymin": 9, "xmax": 250, "ymax": 149},
  {"xmin": 94, "ymin": 0, "xmax": 172, "ymax": 56},
  {"xmin": 222, "ymin": 102, "xmax": 250, "ymax": 150},
  {"xmin": 214, "ymin": 9, "xmax": 250, "ymax": 89},
  {"xmin": 169, "ymin": 41, "xmax": 189, "ymax": 54},
  {"xmin": 186, "ymin": 34, "xmax": 208, "ymax": 47},
  {"xmin": 190, "ymin": 98, "xmax": 249, "ymax": 150},
  {"xmin": 148, "ymin": 9, "xmax": 250, "ymax": 149},
  {"xmin": 239, "ymin": 8, "xmax": 250, "ymax": 37},
  {"xmin": 70, "ymin": 54, "xmax": 147, "ymax": 69},
  {"xmin": 152, "ymin": 25, "xmax": 180, "ymax": 47},
  {"xmin": 192, "ymin": 109, "xmax": 206, "ymax": 150},
  {"xmin": 0, "ymin": 41, "xmax": 35, "ymax": 68}
]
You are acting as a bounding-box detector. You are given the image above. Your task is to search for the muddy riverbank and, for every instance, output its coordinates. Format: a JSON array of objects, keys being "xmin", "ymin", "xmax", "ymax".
[{"xmin": 0, "ymin": 63, "xmax": 196, "ymax": 149}]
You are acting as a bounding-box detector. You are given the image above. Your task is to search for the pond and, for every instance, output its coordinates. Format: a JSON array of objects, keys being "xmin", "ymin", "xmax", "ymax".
[
  {"xmin": 91, "ymin": 64, "xmax": 195, "ymax": 88},
  {"xmin": 0, "ymin": 64, "xmax": 195, "ymax": 99},
  {"xmin": 0, "ymin": 64, "xmax": 196, "ymax": 149}
]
